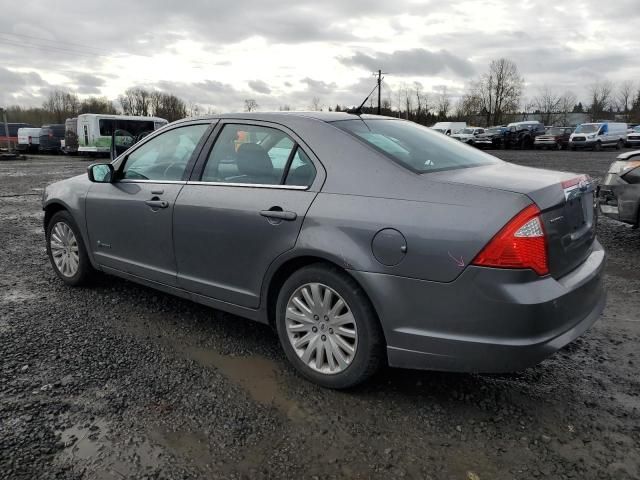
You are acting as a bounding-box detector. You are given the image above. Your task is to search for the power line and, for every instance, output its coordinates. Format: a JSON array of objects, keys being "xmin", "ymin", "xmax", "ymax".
[{"xmin": 0, "ymin": 30, "xmax": 108, "ymax": 54}]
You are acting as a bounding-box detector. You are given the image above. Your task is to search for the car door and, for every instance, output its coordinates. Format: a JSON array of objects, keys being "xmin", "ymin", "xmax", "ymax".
[
  {"xmin": 173, "ymin": 121, "xmax": 323, "ymax": 308},
  {"xmin": 85, "ymin": 122, "xmax": 212, "ymax": 285}
]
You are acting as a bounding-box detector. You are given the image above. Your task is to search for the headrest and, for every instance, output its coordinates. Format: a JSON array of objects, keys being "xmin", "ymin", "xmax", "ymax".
[{"xmin": 236, "ymin": 143, "xmax": 273, "ymax": 177}]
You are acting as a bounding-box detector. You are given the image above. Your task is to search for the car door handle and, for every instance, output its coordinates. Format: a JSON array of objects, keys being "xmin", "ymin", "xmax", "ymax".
[
  {"xmin": 145, "ymin": 200, "xmax": 169, "ymax": 209},
  {"xmin": 260, "ymin": 209, "xmax": 297, "ymax": 221}
]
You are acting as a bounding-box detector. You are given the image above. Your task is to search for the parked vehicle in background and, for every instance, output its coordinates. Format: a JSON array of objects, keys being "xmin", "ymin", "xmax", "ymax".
[
  {"xmin": 63, "ymin": 117, "xmax": 79, "ymax": 155},
  {"xmin": 451, "ymin": 127, "xmax": 485, "ymax": 145},
  {"xmin": 534, "ymin": 127, "xmax": 574, "ymax": 150},
  {"xmin": 474, "ymin": 126, "xmax": 508, "ymax": 149},
  {"xmin": 598, "ymin": 150, "xmax": 640, "ymax": 227},
  {"xmin": 569, "ymin": 122, "xmax": 627, "ymax": 151},
  {"xmin": 0, "ymin": 122, "xmax": 34, "ymax": 150},
  {"xmin": 504, "ymin": 121, "xmax": 545, "ymax": 149},
  {"xmin": 42, "ymin": 112, "xmax": 605, "ymax": 388},
  {"xmin": 38, "ymin": 124, "xmax": 65, "ymax": 154},
  {"xmin": 625, "ymin": 125, "xmax": 640, "ymax": 148},
  {"xmin": 77, "ymin": 114, "xmax": 168, "ymax": 156},
  {"xmin": 431, "ymin": 122, "xmax": 466, "ymax": 135},
  {"xmin": 16, "ymin": 127, "xmax": 41, "ymax": 153}
]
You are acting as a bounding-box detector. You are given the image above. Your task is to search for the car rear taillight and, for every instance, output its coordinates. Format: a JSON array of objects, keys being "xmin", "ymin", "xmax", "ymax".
[{"xmin": 472, "ymin": 204, "xmax": 549, "ymax": 276}]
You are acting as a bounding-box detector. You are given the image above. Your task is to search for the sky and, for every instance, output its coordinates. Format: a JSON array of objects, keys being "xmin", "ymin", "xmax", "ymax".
[{"xmin": 0, "ymin": 0, "xmax": 638, "ymax": 113}]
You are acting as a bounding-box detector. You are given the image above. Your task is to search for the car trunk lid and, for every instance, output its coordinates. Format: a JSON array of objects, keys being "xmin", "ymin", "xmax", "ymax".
[{"xmin": 428, "ymin": 163, "xmax": 597, "ymax": 279}]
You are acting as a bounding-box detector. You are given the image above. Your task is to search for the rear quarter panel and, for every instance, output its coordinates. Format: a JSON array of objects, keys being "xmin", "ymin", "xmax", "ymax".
[{"xmin": 296, "ymin": 183, "xmax": 531, "ymax": 283}]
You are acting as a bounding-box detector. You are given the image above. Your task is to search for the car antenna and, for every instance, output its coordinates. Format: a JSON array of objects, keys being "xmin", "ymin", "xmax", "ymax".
[{"xmin": 347, "ymin": 81, "xmax": 380, "ymax": 116}]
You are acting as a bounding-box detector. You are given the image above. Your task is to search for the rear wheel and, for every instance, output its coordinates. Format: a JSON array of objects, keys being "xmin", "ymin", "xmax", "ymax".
[
  {"xmin": 46, "ymin": 210, "xmax": 94, "ymax": 286},
  {"xmin": 616, "ymin": 140, "xmax": 623, "ymax": 150},
  {"xmin": 275, "ymin": 264, "xmax": 384, "ymax": 389}
]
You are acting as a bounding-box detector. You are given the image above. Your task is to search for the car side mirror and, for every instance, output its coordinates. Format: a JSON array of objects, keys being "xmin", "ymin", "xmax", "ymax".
[{"xmin": 87, "ymin": 163, "xmax": 114, "ymax": 183}]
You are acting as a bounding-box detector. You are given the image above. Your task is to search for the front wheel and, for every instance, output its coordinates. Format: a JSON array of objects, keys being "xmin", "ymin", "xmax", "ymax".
[
  {"xmin": 46, "ymin": 210, "xmax": 94, "ymax": 286},
  {"xmin": 594, "ymin": 141, "xmax": 602, "ymax": 151},
  {"xmin": 275, "ymin": 264, "xmax": 385, "ymax": 389},
  {"xmin": 616, "ymin": 140, "xmax": 623, "ymax": 150}
]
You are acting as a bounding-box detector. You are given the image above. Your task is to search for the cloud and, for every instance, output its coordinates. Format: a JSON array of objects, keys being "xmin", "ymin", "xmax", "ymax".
[
  {"xmin": 248, "ymin": 80, "xmax": 271, "ymax": 94},
  {"xmin": 340, "ymin": 48, "xmax": 475, "ymax": 78}
]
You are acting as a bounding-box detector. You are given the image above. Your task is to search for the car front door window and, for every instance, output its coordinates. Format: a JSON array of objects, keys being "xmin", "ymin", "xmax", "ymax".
[{"xmin": 122, "ymin": 124, "xmax": 209, "ymax": 181}]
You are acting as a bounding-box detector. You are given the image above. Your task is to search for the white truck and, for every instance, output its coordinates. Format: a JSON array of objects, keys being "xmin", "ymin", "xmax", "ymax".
[
  {"xmin": 431, "ymin": 122, "xmax": 466, "ymax": 136},
  {"xmin": 16, "ymin": 127, "xmax": 41, "ymax": 153},
  {"xmin": 569, "ymin": 122, "xmax": 627, "ymax": 151}
]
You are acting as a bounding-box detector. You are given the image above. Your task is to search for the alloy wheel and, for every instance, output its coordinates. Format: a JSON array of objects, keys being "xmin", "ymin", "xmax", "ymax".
[
  {"xmin": 50, "ymin": 222, "xmax": 80, "ymax": 278},
  {"xmin": 285, "ymin": 283, "xmax": 358, "ymax": 375}
]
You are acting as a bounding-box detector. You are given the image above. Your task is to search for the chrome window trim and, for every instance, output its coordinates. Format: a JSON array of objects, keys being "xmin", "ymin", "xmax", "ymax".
[
  {"xmin": 186, "ymin": 180, "xmax": 309, "ymax": 191},
  {"xmin": 118, "ymin": 179, "xmax": 187, "ymax": 185}
]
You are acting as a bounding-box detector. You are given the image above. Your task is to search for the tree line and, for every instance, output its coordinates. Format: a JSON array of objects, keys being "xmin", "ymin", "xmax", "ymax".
[{"xmin": 4, "ymin": 88, "xmax": 191, "ymax": 126}]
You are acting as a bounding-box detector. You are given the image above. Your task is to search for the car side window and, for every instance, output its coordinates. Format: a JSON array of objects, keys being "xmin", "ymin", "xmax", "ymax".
[
  {"xmin": 202, "ymin": 124, "xmax": 297, "ymax": 185},
  {"xmin": 121, "ymin": 124, "xmax": 209, "ymax": 181},
  {"xmin": 284, "ymin": 148, "xmax": 316, "ymax": 186}
]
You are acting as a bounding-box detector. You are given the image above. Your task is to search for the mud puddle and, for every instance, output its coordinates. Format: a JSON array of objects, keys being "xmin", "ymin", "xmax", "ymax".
[{"xmin": 184, "ymin": 347, "xmax": 307, "ymax": 421}]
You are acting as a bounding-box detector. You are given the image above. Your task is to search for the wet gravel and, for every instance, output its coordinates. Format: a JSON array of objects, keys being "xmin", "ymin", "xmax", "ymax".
[{"xmin": 1, "ymin": 151, "xmax": 639, "ymax": 479}]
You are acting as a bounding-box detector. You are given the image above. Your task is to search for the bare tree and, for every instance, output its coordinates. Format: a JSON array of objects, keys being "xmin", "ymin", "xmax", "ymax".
[
  {"xmin": 454, "ymin": 91, "xmax": 483, "ymax": 123},
  {"xmin": 435, "ymin": 86, "xmax": 451, "ymax": 120},
  {"xmin": 532, "ymin": 86, "xmax": 562, "ymax": 125},
  {"xmin": 475, "ymin": 58, "xmax": 524, "ymax": 126},
  {"xmin": 556, "ymin": 91, "xmax": 578, "ymax": 125},
  {"xmin": 414, "ymin": 82, "xmax": 425, "ymax": 118},
  {"xmin": 78, "ymin": 96, "xmax": 117, "ymax": 115},
  {"xmin": 309, "ymin": 97, "xmax": 322, "ymax": 111},
  {"xmin": 588, "ymin": 80, "xmax": 614, "ymax": 119},
  {"xmin": 617, "ymin": 80, "xmax": 635, "ymax": 115},
  {"xmin": 42, "ymin": 89, "xmax": 80, "ymax": 122},
  {"xmin": 151, "ymin": 92, "xmax": 187, "ymax": 122},
  {"xmin": 279, "ymin": 104, "xmax": 291, "ymax": 111},
  {"xmin": 244, "ymin": 99, "xmax": 258, "ymax": 112},
  {"xmin": 119, "ymin": 87, "xmax": 152, "ymax": 116}
]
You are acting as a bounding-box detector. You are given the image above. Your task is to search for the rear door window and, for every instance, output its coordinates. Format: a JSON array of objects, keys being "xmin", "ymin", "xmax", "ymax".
[{"xmin": 201, "ymin": 124, "xmax": 315, "ymax": 187}]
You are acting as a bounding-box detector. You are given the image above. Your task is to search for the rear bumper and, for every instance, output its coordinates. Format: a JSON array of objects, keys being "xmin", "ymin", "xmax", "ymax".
[{"xmin": 351, "ymin": 241, "xmax": 606, "ymax": 373}]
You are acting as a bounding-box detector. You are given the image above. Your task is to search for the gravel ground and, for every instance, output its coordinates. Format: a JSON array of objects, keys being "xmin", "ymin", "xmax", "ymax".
[{"xmin": 1, "ymin": 150, "xmax": 639, "ymax": 480}]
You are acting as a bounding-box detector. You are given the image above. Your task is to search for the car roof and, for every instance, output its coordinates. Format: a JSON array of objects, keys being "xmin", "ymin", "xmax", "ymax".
[{"xmin": 174, "ymin": 111, "xmax": 400, "ymax": 124}]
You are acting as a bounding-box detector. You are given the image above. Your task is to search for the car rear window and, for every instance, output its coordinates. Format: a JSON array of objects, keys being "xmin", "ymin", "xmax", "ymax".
[{"xmin": 333, "ymin": 119, "xmax": 500, "ymax": 173}]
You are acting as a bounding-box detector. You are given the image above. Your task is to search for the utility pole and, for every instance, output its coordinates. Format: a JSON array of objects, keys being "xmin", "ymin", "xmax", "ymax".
[
  {"xmin": 374, "ymin": 69, "xmax": 388, "ymax": 115},
  {"xmin": 1, "ymin": 108, "xmax": 9, "ymax": 152}
]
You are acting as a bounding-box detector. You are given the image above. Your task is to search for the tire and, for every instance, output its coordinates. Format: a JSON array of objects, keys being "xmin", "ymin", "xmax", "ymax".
[
  {"xmin": 46, "ymin": 210, "xmax": 94, "ymax": 286},
  {"xmin": 571, "ymin": 146, "xmax": 577, "ymax": 151},
  {"xmin": 556, "ymin": 142, "xmax": 563, "ymax": 150},
  {"xmin": 594, "ymin": 141, "xmax": 602, "ymax": 152},
  {"xmin": 616, "ymin": 140, "xmax": 623, "ymax": 150},
  {"xmin": 275, "ymin": 264, "xmax": 385, "ymax": 389}
]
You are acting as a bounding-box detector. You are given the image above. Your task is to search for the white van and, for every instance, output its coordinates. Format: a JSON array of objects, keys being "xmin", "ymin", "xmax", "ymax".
[
  {"xmin": 431, "ymin": 122, "xmax": 467, "ymax": 135},
  {"xmin": 569, "ymin": 122, "xmax": 627, "ymax": 151},
  {"xmin": 76, "ymin": 114, "xmax": 168, "ymax": 155},
  {"xmin": 16, "ymin": 127, "xmax": 41, "ymax": 153}
]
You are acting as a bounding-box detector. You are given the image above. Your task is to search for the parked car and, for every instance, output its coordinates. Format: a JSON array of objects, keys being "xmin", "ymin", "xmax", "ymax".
[
  {"xmin": 42, "ymin": 112, "xmax": 605, "ymax": 388},
  {"xmin": 38, "ymin": 124, "xmax": 66, "ymax": 154},
  {"xmin": 625, "ymin": 125, "xmax": 640, "ymax": 148},
  {"xmin": 504, "ymin": 121, "xmax": 545, "ymax": 149},
  {"xmin": 451, "ymin": 127, "xmax": 485, "ymax": 145},
  {"xmin": 569, "ymin": 122, "xmax": 627, "ymax": 151},
  {"xmin": 474, "ymin": 126, "xmax": 508, "ymax": 149},
  {"xmin": 431, "ymin": 121, "xmax": 466, "ymax": 135},
  {"xmin": 63, "ymin": 117, "xmax": 79, "ymax": 155},
  {"xmin": 534, "ymin": 127, "xmax": 574, "ymax": 150},
  {"xmin": 598, "ymin": 150, "xmax": 640, "ymax": 227},
  {"xmin": 16, "ymin": 127, "xmax": 41, "ymax": 153}
]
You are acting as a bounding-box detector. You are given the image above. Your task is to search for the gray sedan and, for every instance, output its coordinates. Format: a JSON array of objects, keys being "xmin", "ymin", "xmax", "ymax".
[{"xmin": 43, "ymin": 112, "xmax": 606, "ymax": 388}]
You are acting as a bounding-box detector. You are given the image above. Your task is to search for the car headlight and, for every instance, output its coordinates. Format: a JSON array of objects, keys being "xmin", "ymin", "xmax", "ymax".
[{"xmin": 588, "ymin": 134, "xmax": 596, "ymax": 139}]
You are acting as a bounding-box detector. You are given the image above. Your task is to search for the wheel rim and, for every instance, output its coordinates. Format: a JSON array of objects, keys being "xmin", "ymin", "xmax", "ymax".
[
  {"xmin": 50, "ymin": 222, "xmax": 80, "ymax": 278},
  {"xmin": 285, "ymin": 283, "xmax": 358, "ymax": 375}
]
